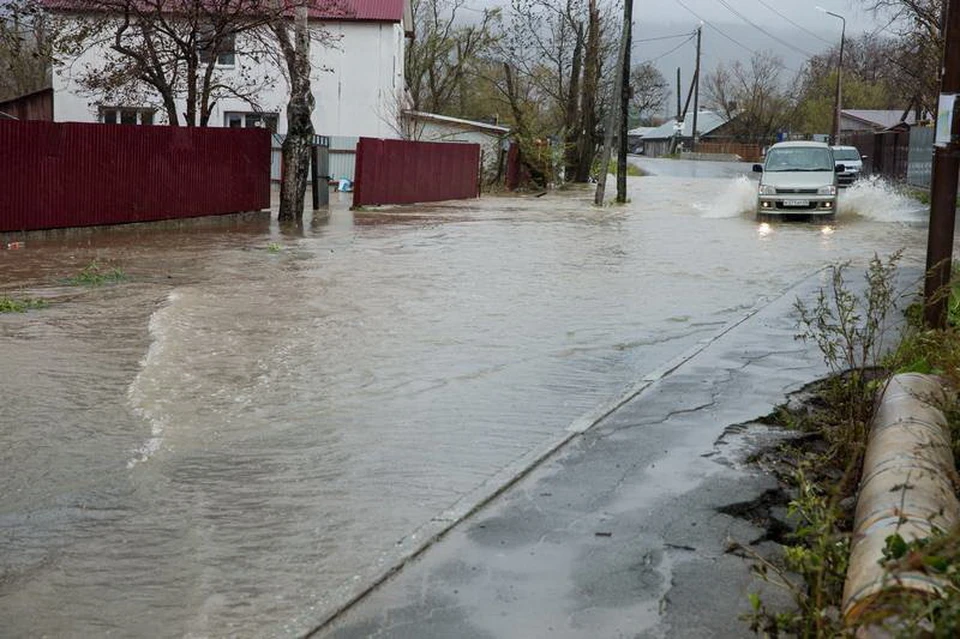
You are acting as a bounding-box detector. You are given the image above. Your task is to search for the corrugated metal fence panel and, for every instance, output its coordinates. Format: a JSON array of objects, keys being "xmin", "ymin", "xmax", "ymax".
[
  {"xmin": 0, "ymin": 121, "xmax": 270, "ymax": 232},
  {"xmin": 907, "ymin": 127, "xmax": 935, "ymax": 188},
  {"xmin": 353, "ymin": 137, "xmax": 480, "ymax": 207},
  {"xmin": 271, "ymin": 134, "xmax": 358, "ymax": 181}
]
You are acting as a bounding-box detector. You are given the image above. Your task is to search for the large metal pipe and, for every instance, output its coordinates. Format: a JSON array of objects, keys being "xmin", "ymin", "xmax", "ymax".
[{"xmin": 843, "ymin": 373, "xmax": 960, "ymax": 623}]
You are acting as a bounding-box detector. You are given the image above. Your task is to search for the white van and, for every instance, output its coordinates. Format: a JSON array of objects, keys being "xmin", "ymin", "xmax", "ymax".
[
  {"xmin": 753, "ymin": 141, "xmax": 843, "ymax": 218},
  {"xmin": 831, "ymin": 145, "xmax": 865, "ymax": 186}
]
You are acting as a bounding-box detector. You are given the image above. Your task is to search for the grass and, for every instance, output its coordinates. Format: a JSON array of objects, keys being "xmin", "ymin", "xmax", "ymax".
[
  {"xmin": 606, "ymin": 160, "xmax": 646, "ymax": 176},
  {"xmin": 267, "ymin": 242, "xmax": 283, "ymax": 254},
  {"xmin": 907, "ymin": 186, "xmax": 960, "ymax": 208},
  {"xmin": 64, "ymin": 261, "xmax": 127, "ymax": 286},
  {"xmin": 0, "ymin": 295, "xmax": 47, "ymax": 313},
  {"xmin": 743, "ymin": 253, "xmax": 960, "ymax": 637}
]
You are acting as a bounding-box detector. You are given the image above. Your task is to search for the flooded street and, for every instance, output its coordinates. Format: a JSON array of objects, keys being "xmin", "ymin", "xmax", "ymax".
[{"xmin": 0, "ymin": 159, "xmax": 933, "ymax": 636}]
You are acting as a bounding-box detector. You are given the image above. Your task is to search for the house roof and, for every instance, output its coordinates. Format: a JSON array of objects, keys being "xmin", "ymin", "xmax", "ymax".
[
  {"xmin": 627, "ymin": 126, "xmax": 657, "ymax": 138},
  {"xmin": 840, "ymin": 109, "xmax": 916, "ymax": 129},
  {"xmin": 309, "ymin": 0, "xmax": 404, "ymax": 22},
  {"xmin": 41, "ymin": 0, "xmax": 407, "ymax": 24},
  {"xmin": 403, "ymin": 110, "xmax": 510, "ymax": 134},
  {"xmin": 641, "ymin": 110, "xmax": 728, "ymax": 140}
]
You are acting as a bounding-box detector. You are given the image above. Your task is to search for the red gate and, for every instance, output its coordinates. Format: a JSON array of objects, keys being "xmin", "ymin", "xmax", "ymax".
[
  {"xmin": 352, "ymin": 137, "xmax": 480, "ymax": 207},
  {"xmin": 0, "ymin": 120, "xmax": 270, "ymax": 232}
]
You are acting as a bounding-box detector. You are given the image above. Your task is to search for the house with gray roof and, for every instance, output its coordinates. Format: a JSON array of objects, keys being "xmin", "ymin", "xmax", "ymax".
[
  {"xmin": 637, "ymin": 110, "xmax": 730, "ymax": 157},
  {"xmin": 839, "ymin": 109, "xmax": 921, "ymax": 135}
]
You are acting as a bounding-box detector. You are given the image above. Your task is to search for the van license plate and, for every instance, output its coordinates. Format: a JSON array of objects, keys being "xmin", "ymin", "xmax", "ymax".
[{"xmin": 783, "ymin": 200, "xmax": 810, "ymax": 207}]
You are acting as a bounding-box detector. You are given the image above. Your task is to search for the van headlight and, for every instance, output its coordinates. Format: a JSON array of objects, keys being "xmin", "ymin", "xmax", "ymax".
[
  {"xmin": 759, "ymin": 184, "xmax": 776, "ymax": 195},
  {"xmin": 818, "ymin": 185, "xmax": 837, "ymax": 195}
]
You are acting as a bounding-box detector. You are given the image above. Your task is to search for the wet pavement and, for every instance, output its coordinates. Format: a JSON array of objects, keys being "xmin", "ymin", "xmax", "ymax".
[
  {"xmin": 0, "ymin": 160, "xmax": 936, "ymax": 637},
  {"xmin": 320, "ymin": 266, "xmax": 922, "ymax": 638}
]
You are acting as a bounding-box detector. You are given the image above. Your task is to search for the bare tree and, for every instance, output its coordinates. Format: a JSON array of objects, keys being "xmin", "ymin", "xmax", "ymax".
[
  {"xmin": 271, "ymin": 4, "xmax": 311, "ymax": 221},
  {"xmin": 864, "ymin": 0, "xmax": 943, "ymax": 116},
  {"xmin": 56, "ymin": 0, "xmax": 297, "ymax": 125},
  {"xmin": 405, "ymin": 0, "xmax": 500, "ymax": 116},
  {"xmin": 0, "ymin": 0, "xmax": 72, "ymax": 101},
  {"xmin": 629, "ymin": 61, "xmax": 667, "ymax": 125},
  {"xmin": 703, "ymin": 50, "xmax": 796, "ymax": 143}
]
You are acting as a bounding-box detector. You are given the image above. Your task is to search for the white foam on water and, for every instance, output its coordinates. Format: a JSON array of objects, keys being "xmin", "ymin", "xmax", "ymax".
[
  {"xmin": 126, "ymin": 290, "xmax": 182, "ymax": 469},
  {"xmin": 694, "ymin": 175, "xmax": 757, "ymax": 218},
  {"xmin": 838, "ymin": 175, "xmax": 927, "ymax": 222}
]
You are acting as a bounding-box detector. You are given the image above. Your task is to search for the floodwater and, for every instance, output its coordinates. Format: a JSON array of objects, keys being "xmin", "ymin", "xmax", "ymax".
[{"xmin": 0, "ymin": 161, "xmax": 933, "ymax": 637}]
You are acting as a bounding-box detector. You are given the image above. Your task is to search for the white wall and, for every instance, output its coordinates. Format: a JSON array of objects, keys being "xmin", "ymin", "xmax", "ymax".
[{"xmin": 52, "ymin": 18, "xmax": 405, "ymax": 139}]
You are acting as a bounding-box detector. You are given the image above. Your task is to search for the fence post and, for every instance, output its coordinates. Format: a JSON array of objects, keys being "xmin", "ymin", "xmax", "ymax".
[
  {"xmin": 311, "ymin": 143, "xmax": 320, "ymax": 210},
  {"xmin": 318, "ymin": 144, "xmax": 329, "ymax": 207}
]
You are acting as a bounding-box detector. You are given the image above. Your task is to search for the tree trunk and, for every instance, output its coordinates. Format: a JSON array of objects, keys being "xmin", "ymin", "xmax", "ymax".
[
  {"xmin": 277, "ymin": 6, "xmax": 315, "ymax": 223},
  {"xmin": 575, "ymin": 0, "xmax": 600, "ymax": 183},
  {"xmin": 563, "ymin": 23, "xmax": 584, "ymax": 181}
]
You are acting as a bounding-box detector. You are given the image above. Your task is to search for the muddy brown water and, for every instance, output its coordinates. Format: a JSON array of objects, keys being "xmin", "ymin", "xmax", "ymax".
[{"xmin": 0, "ymin": 163, "xmax": 936, "ymax": 636}]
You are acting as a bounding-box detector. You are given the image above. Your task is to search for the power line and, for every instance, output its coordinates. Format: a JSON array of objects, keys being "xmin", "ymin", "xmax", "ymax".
[
  {"xmin": 713, "ymin": 0, "xmax": 817, "ymax": 58},
  {"xmin": 751, "ymin": 0, "xmax": 834, "ymax": 46},
  {"xmin": 639, "ymin": 33, "xmax": 697, "ymax": 64},
  {"xmin": 670, "ymin": 0, "xmax": 804, "ymax": 75},
  {"xmin": 635, "ymin": 31, "xmax": 696, "ymax": 44}
]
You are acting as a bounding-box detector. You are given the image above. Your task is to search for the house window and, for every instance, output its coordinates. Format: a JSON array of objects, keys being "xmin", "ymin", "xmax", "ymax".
[
  {"xmin": 199, "ymin": 31, "xmax": 236, "ymax": 67},
  {"xmin": 224, "ymin": 111, "xmax": 278, "ymax": 132},
  {"xmin": 100, "ymin": 107, "xmax": 155, "ymax": 125}
]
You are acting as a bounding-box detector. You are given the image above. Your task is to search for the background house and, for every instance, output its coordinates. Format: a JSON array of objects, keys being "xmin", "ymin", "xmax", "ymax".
[
  {"xmin": 45, "ymin": 0, "xmax": 413, "ymax": 138},
  {"xmin": 638, "ymin": 110, "xmax": 729, "ymax": 157},
  {"xmin": 839, "ymin": 109, "xmax": 918, "ymax": 136},
  {"xmin": 626, "ymin": 126, "xmax": 657, "ymax": 154},
  {"xmin": 402, "ymin": 110, "xmax": 510, "ymax": 181}
]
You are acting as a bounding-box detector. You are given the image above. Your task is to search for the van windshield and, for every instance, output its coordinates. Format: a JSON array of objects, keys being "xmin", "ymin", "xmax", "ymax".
[
  {"xmin": 764, "ymin": 147, "xmax": 834, "ymax": 172},
  {"xmin": 832, "ymin": 148, "xmax": 861, "ymax": 161}
]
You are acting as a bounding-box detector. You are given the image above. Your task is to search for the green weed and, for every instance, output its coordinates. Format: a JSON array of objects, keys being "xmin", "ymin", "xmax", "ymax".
[
  {"xmin": 0, "ymin": 295, "xmax": 47, "ymax": 313},
  {"xmin": 267, "ymin": 242, "xmax": 283, "ymax": 254},
  {"xmin": 65, "ymin": 261, "xmax": 127, "ymax": 286}
]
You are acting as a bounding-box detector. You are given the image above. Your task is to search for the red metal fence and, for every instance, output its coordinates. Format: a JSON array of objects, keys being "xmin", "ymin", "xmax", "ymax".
[
  {"xmin": 0, "ymin": 120, "xmax": 270, "ymax": 232},
  {"xmin": 352, "ymin": 137, "xmax": 480, "ymax": 207}
]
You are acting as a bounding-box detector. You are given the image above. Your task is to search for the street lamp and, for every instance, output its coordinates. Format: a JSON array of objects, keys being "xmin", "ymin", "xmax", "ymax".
[{"xmin": 817, "ymin": 6, "xmax": 846, "ymax": 145}]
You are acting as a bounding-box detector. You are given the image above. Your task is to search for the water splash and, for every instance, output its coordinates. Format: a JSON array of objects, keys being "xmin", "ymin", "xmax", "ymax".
[
  {"xmin": 838, "ymin": 175, "xmax": 926, "ymax": 222},
  {"xmin": 126, "ymin": 290, "xmax": 182, "ymax": 468},
  {"xmin": 694, "ymin": 175, "xmax": 757, "ymax": 218}
]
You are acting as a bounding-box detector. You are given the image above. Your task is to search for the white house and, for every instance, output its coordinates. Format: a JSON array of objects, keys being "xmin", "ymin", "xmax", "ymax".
[{"xmin": 44, "ymin": 0, "xmax": 413, "ymax": 138}]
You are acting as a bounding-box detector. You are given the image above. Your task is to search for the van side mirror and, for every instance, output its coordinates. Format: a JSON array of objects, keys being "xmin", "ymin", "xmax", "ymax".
[
  {"xmin": 752, "ymin": 164, "xmax": 763, "ymax": 173},
  {"xmin": 835, "ymin": 164, "xmax": 845, "ymax": 173}
]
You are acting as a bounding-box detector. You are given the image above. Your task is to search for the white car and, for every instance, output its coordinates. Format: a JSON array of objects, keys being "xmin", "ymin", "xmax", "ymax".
[
  {"xmin": 831, "ymin": 145, "xmax": 865, "ymax": 186},
  {"xmin": 753, "ymin": 141, "xmax": 843, "ymax": 218}
]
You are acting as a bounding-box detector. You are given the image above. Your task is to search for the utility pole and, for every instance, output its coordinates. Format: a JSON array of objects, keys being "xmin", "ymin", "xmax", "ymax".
[
  {"xmin": 594, "ymin": 0, "xmax": 631, "ymax": 205},
  {"xmin": 818, "ymin": 7, "xmax": 846, "ymax": 145},
  {"xmin": 923, "ymin": 0, "xmax": 960, "ymax": 328},
  {"xmin": 616, "ymin": 0, "xmax": 633, "ymax": 203},
  {"xmin": 691, "ymin": 25, "xmax": 702, "ymax": 151},
  {"xmin": 676, "ymin": 67, "xmax": 681, "ymax": 120}
]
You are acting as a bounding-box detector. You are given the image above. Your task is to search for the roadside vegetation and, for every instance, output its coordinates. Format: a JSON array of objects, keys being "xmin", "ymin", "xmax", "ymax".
[
  {"xmin": 64, "ymin": 260, "xmax": 127, "ymax": 286},
  {"xmin": 741, "ymin": 255, "xmax": 960, "ymax": 637},
  {"xmin": 0, "ymin": 294, "xmax": 47, "ymax": 313}
]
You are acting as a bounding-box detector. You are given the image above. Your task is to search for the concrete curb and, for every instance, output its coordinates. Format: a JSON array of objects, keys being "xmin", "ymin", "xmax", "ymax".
[{"xmin": 843, "ymin": 373, "xmax": 960, "ymax": 624}]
